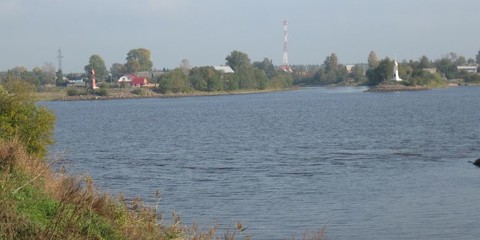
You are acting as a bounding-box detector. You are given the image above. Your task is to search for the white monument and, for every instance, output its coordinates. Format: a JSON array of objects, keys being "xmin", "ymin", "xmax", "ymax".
[{"xmin": 393, "ymin": 59, "xmax": 402, "ymax": 81}]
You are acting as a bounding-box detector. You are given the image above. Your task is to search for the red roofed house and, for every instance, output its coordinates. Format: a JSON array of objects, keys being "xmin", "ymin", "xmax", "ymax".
[{"xmin": 117, "ymin": 74, "xmax": 148, "ymax": 87}]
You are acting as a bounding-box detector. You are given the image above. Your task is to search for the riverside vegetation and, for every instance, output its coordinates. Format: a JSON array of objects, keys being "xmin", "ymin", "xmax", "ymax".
[
  {"xmin": 0, "ymin": 81, "xmax": 326, "ymax": 239},
  {"xmin": 2, "ymin": 49, "xmax": 479, "ymax": 100}
]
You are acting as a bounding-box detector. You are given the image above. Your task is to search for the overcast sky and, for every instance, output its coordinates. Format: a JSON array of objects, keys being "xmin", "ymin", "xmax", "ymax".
[{"xmin": 1, "ymin": 0, "xmax": 479, "ymax": 73}]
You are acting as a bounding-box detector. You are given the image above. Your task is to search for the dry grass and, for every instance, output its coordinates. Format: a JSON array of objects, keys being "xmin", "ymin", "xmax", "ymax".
[
  {"xmin": 0, "ymin": 140, "xmax": 194, "ymax": 239},
  {"xmin": 1, "ymin": 140, "xmax": 327, "ymax": 239}
]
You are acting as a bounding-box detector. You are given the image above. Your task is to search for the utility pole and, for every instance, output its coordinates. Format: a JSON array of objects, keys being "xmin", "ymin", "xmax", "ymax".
[
  {"xmin": 57, "ymin": 48, "xmax": 64, "ymax": 72},
  {"xmin": 280, "ymin": 20, "xmax": 292, "ymax": 73}
]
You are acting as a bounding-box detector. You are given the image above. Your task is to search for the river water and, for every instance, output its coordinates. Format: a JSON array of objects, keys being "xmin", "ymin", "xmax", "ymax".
[{"xmin": 44, "ymin": 86, "xmax": 480, "ymax": 239}]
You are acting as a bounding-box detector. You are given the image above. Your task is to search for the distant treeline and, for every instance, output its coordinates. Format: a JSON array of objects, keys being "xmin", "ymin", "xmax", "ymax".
[
  {"xmin": 294, "ymin": 50, "xmax": 480, "ymax": 86},
  {"xmin": 2, "ymin": 49, "xmax": 479, "ymax": 90},
  {"xmin": 154, "ymin": 51, "xmax": 293, "ymax": 93}
]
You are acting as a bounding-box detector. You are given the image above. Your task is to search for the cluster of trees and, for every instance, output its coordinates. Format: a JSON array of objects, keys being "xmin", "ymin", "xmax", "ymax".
[
  {"xmin": 0, "ymin": 64, "xmax": 57, "ymax": 88},
  {"xmin": 367, "ymin": 51, "xmax": 480, "ymax": 86},
  {"xmin": 295, "ymin": 50, "xmax": 480, "ymax": 87},
  {"xmin": 3, "ymin": 48, "xmax": 479, "ymax": 90},
  {"xmin": 79, "ymin": 48, "xmax": 154, "ymax": 85},
  {"xmin": 156, "ymin": 51, "xmax": 293, "ymax": 93},
  {"xmin": 294, "ymin": 53, "xmax": 367, "ymax": 86},
  {"xmin": 0, "ymin": 81, "xmax": 55, "ymax": 157}
]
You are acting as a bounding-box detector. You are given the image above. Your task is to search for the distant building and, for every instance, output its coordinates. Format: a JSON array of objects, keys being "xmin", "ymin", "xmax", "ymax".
[
  {"xmin": 131, "ymin": 76, "xmax": 148, "ymax": 87},
  {"xmin": 117, "ymin": 74, "xmax": 148, "ymax": 87},
  {"xmin": 67, "ymin": 79, "xmax": 86, "ymax": 87},
  {"xmin": 214, "ymin": 66, "xmax": 235, "ymax": 74},
  {"xmin": 457, "ymin": 66, "xmax": 478, "ymax": 73},
  {"xmin": 117, "ymin": 75, "xmax": 133, "ymax": 84},
  {"xmin": 345, "ymin": 64, "xmax": 355, "ymax": 73},
  {"xmin": 423, "ymin": 68, "xmax": 437, "ymax": 74}
]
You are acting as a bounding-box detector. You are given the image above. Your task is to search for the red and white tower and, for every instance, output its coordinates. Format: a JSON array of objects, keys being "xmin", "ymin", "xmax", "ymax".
[{"xmin": 280, "ymin": 20, "xmax": 292, "ymax": 72}]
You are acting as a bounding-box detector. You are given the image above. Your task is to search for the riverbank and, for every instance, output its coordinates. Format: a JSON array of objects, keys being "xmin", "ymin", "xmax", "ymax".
[
  {"xmin": 365, "ymin": 83, "xmax": 432, "ymax": 92},
  {"xmin": 36, "ymin": 87, "xmax": 299, "ymax": 101}
]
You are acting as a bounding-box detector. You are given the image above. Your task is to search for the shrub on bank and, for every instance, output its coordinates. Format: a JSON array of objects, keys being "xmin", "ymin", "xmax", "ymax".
[
  {"xmin": 131, "ymin": 88, "xmax": 145, "ymax": 95},
  {"xmin": 0, "ymin": 81, "xmax": 55, "ymax": 157},
  {"xmin": 91, "ymin": 88, "xmax": 108, "ymax": 96}
]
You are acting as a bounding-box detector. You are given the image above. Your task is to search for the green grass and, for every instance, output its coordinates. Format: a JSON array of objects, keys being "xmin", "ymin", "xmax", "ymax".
[{"xmin": 1, "ymin": 141, "xmax": 326, "ymax": 240}]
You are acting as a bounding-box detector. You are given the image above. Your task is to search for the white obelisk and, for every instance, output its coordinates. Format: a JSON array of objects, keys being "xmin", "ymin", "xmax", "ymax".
[{"xmin": 393, "ymin": 59, "xmax": 402, "ymax": 81}]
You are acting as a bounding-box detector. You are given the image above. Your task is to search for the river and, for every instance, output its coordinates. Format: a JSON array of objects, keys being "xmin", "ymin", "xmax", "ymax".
[{"xmin": 44, "ymin": 86, "xmax": 480, "ymax": 239}]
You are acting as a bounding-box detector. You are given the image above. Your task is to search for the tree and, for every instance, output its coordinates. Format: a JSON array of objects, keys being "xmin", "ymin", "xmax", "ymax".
[
  {"xmin": 366, "ymin": 57, "xmax": 394, "ymax": 86},
  {"xmin": 418, "ymin": 55, "xmax": 431, "ymax": 69},
  {"xmin": 236, "ymin": 64, "xmax": 256, "ymax": 89},
  {"xmin": 86, "ymin": 54, "xmax": 108, "ymax": 81},
  {"xmin": 350, "ymin": 64, "xmax": 366, "ymax": 82},
  {"xmin": 467, "ymin": 58, "xmax": 476, "ymax": 65},
  {"xmin": 253, "ymin": 58, "xmax": 276, "ymax": 79},
  {"xmin": 254, "ymin": 68, "xmax": 268, "ymax": 89},
  {"xmin": 225, "ymin": 50, "xmax": 251, "ymax": 72},
  {"xmin": 55, "ymin": 69, "xmax": 66, "ymax": 86},
  {"xmin": 110, "ymin": 63, "xmax": 127, "ymax": 80},
  {"xmin": 476, "ymin": 50, "xmax": 480, "ymax": 64},
  {"xmin": 40, "ymin": 63, "xmax": 55, "ymax": 85},
  {"xmin": 434, "ymin": 56, "xmax": 457, "ymax": 79},
  {"xmin": 189, "ymin": 67, "xmax": 208, "ymax": 91},
  {"xmin": 126, "ymin": 48, "xmax": 153, "ymax": 73},
  {"xmin": 125, "ymin": 60, "xmax": 140, "ymax": 74},
  {"xmin": 0, "ymin": 80, "xmax": 55, "ymax": 157},
  {"xmin": 157, "ymin": 68, "xmax": 191, "ymax": 93},
  {"xmin": 368, "ymin": 51, "xmax": 379, "ymax": 69},
  {"xmin": 225, "ymin": 51, "xmax": 260, "ymax": 89},
  {"xmin": 455, "ymin": 56, "xmax": 467, "ymax": 66},
  {"xmin": 324, "ymin": 53, "xmax": 339, "ymax": 72},
  {"xmin": 189, "ymin": 66, "xmax": 223, "ymax": 91}
]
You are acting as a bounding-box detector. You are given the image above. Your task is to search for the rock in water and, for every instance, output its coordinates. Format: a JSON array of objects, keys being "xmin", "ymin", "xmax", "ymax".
[{"xmin": 473, "ymin": 159, "xmax": 480, "ymax": 167}]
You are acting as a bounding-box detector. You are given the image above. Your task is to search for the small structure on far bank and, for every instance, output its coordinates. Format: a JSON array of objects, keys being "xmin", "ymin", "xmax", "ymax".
[
  {"xmin": 393, "ymin": 59, "xmax": 402, "ymax": 81},
  {"xmin": 117, "ymin": 74, "xmax": 148, "ymax": 87},
  {"xmin": 457, "ymin": 66, "xmax": 478, "ymax": 73},
  {"xmin": 214, "ymin": 66, "xmax": 235, "ymax": 74}
]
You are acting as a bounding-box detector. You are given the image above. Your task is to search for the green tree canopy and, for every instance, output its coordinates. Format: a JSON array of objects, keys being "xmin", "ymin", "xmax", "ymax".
[
  {"xmin": 418, "ymin": 55, "xmax": 432, "ymax": 69},
  {"xmin": 368, "ymin": 50, "xmax": 379, "ymax": 69},
  {"xmin": 324, "ymin": 53, "xmax": 339, "ymax": 72},
  {"xmin": 476, "ymin": 50, "xmax": 480, "ymax": 64},
  {"xmin": 4, "ymin": 67, "xmax": 39, "ymax": 87},
  {"xmin": 39, "ymin": 63, "xmax": 56, "ymax": 85},
  {"xmin": 253, "ymin": 58, "xmax": 276, "ymax": 79},
  {"xmin": 0, "ymin": 81, "xmax": 55, "ymax": 157},
  {"xmin": 110, "ymin": 63, "xmax": 127, "ymax": 80},
  {"xmin": 366, "ymin": 57, "xmax": 393, "ymax": 86},
  {"xmin": 157, "ymin": 69, "xmax": 190, "ymax": 93},
  {"xmin": 225, "ymin": 50, "xmax": 251, "ymax": 72},
  {"xmin": 126, "ymin": 48, "xmax": 153, "ymax": 73},
  {"xmin": 85, "ymin": 54, "xmax": 108, "ymax": 81},
  {"xmin": 350, "ymin": 64, "xmax": 366, "ymax": 83},
  {"xmin": 189, "ymin": 66, "xmax": 222, "ymax": 91}
]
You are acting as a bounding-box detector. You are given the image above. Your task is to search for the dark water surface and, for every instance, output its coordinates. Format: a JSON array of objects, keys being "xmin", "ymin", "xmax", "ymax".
[{"xmin": 44, "ymin": 86, "xmax": 480, "ymax": 239}]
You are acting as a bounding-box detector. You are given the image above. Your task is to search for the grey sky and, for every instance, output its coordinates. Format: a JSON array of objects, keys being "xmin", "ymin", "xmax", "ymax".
[{"xmin": 1, "ymin": 0, "xmax": 479, "ymax": 73}]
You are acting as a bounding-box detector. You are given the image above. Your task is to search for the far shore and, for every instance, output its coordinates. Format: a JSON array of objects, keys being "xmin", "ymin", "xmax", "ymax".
[
  {"xmin": 36, "ymin": 83, "xmax": 477, "ymax": 101},
  {"xmin": 36, "ymin": 86, "xmax": 300, "ymax": 101},
  {"xmin": 365, "ymin": 84, "xmax": 432, "ymax": 92}
]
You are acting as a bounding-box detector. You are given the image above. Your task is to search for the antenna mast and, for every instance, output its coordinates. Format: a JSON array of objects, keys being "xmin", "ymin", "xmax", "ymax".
[
  {"xmin": 281, "ymin": 20, "xmax": 292, "ymax": 72},
  {"xmin": 57, "ymin": 48, "xmax": 64, "ymax": 72}
]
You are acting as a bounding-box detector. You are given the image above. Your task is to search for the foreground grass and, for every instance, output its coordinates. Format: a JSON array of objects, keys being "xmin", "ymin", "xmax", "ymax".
[
  {"xmin": 0, "ymin": 140, "xmax": 326, "ymax": 240},
  {"xmin": 0, "ymin": 140, "xmax": 218, "ymax": 239}
]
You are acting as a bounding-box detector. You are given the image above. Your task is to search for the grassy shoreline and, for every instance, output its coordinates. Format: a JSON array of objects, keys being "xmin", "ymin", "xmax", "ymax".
[
  {"xmin": 1, "ymin": 140, "xmax": 326, "ymax": 239},
  {"xmin": 35, "ymin": 87, "xmax": 300, "ymax": 102}
]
